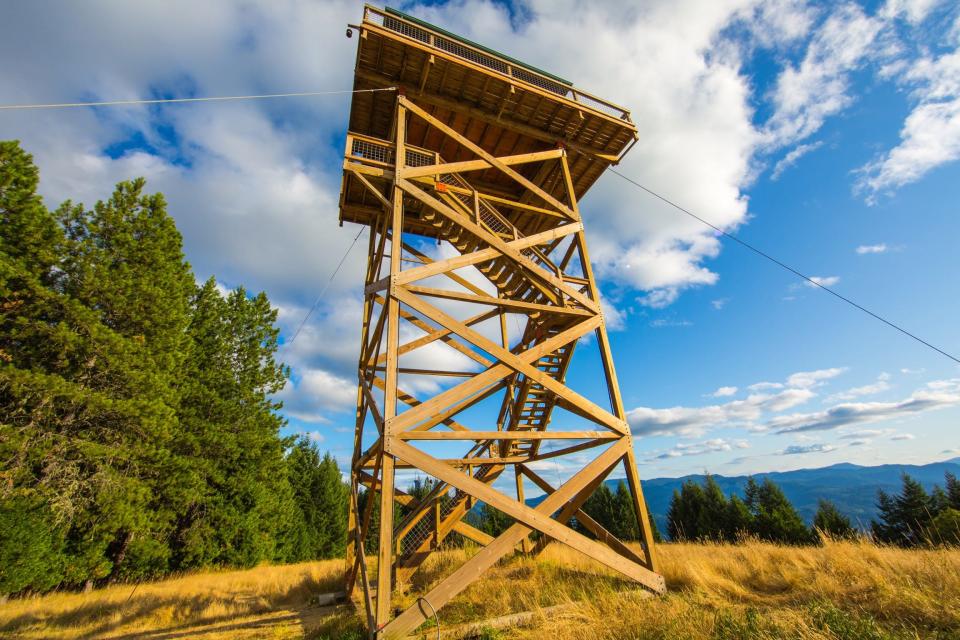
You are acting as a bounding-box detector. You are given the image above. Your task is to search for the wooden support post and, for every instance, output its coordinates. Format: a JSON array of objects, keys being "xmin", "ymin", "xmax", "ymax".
[
  {"xmin": 374, "ymin": 98, "xmax": 407, "ymax": 634},
  {"xmin": 514, "ymin": 468, "xmax": 531, "ymax": 554}
]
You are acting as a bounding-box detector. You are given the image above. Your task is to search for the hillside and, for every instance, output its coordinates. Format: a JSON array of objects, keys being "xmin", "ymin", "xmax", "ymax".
[
  {"xmin": 634, "ymin": 457, "xmax": 960, "ymax": 533},
  {"xmin": 2, "ymin": 540, "xmax": 958, "ymax": 639}
]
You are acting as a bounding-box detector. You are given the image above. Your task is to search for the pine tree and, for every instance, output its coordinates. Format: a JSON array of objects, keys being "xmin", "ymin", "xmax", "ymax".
[
  {"xmin": 581, "ymin": 483, "xmax": 618, "ymax": 538},
  {"xmin": 285, "ymin": 439, "xmax": 348, "ymax": 561},
  {"xmin": 871, "ymin": 474, "xmax": 938, "ymax": 547},
  {"xmin": 946, "ymin": 472, "xmax": 960, "ymax": 511},
  {"xmin": 745, "ymin": 478, "xmax": 812, "ymax": 544},
  {"xmin": 813, "ymin": 499, "xmax": 855, "ymax": 540},
  {"xmin": 171, "ymin": 280, "xmax": 292, "ymax": 569},
  {"xmin": 699, "ymin": 476, "xmax": 729, "ymax": 541},
  {"xmin": 1, "ymin": 142, "xmax": 177, "ymax": 589},
  {"xmin": 723, "ymin": 495, "xmax": 752, "ymax": 541},
  {"xmin": 613, "ymin": 481, "xmax": 639, "ymax": 541}
]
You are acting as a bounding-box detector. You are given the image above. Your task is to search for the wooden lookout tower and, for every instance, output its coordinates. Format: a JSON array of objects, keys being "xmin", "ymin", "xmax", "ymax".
[{"xmin": 339, "ymin": 6, "xmax": 665, "ymax": 637}]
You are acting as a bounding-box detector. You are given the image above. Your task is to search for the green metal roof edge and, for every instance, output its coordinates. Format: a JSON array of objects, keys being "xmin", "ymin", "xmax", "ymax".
[{"xmin": 384, "ymin": 6, "xmax": 574, "ymax": 87}]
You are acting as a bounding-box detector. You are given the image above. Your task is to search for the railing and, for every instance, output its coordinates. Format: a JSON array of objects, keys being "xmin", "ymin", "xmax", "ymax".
[
  {"xmin": 361, "ymin": 5, "xmax": 632, "ymax": 122},
  {"xmin": 345, "ymin": 132, "xmax": 561, "ymax": 280}
]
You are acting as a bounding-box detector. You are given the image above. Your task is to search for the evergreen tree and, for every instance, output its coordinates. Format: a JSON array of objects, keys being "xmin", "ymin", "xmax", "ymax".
[
  {"xmin": 285, "ymin": 439, "xmax": 348, "ymax": 561},
  {"xmin": 745, "ymin": 478, "xmax": 813, "ymax": 544},
  {"xmin": 723, "ymin": 495, "xmax": 752, "ymax": 541},
  {"xmin": 1, "ymin": 142, "xmax": 176, "ymax": 589},
  {"xmin": 871, "ymin": 474, "xmax": 937, "ymax": 547},
  {"xmin": 928, "ymin": 509, "xmax": 960, "ymax": 546},
  {"xmin": 581, "ymin": 483, "xmax": 618, "ymax": 537},
  {"xmin": 946, "ymin": 472, "xmax": 960, "ymax": 511},
  {"xmin": 813, "ymin": 499, "xmax": 855, "ymax": 540},
  {"xmin": 666, "ymin": 480, "xmax": 707, "ymax": 541},
  {"xmin": 171, "ymin": 280, "xmax": 292, "ymax": 569},
  {"xmin": 613, "ymin": 482, "xmax": 639, "ymax": 541}
]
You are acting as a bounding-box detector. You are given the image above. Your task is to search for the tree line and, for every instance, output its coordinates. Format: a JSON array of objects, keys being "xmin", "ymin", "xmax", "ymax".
[
  {"xmin": 665, "ymin": 472, "xmax": 960, "ymax": 546},
  {"xmin": 0, "ymin": 141, "xmax": 348, "ymax": 596}
]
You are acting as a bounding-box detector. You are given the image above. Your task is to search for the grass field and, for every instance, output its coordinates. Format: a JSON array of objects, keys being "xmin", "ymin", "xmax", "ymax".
[{"xmin": 2, "ymin": 539, "xmax": 959, "ymax": 639}]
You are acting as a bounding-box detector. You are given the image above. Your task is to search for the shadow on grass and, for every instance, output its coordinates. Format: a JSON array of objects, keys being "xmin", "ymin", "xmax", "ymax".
[{"xmin": 0, "ymin": 567, "xmax": 346, "ymax": 639}]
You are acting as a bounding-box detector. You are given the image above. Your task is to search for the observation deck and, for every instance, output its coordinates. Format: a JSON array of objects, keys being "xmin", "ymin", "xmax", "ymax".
[{"xmin": 339, "ymin": 5, "xmax": 638, "ymax": 237}]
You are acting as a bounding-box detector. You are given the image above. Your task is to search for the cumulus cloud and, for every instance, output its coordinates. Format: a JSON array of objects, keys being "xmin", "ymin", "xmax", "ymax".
[
  {"xmin": 763, "ymin": 3, "xmax": 883, "ymax": 148},
  {"xmin": 891, "ymin": 433, "xmax": 916, "ymax": 440},
  {"xmin": 771, "ymin": 378, "xmax": 960, "ymax": 433},
  {"xmin": 826, "ymin": 373, "xmax": 892, "ymax": 402},
  {"xmin": 786, "ymin": 367, "xmax": 846, "ymax": 388},
  {"xmin": 278, "ymin": 368, "xmax": 356, "ymax": 423},
  {"xmin": 857, "ymin": 46, "xmax": 960, "ymax": 200},
  {"xmin": 628, "ymin": 368, "xmax": 832, "ymax": 437},
  {"xmin": 652, "ymin": 438, "xmax": 749, "ymax": 460}
]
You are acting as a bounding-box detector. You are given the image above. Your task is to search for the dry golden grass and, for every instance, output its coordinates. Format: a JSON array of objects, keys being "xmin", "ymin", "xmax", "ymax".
[
  {"xmin": 0, "ymin": 560, "xmax": 350, "ymax": 639},
  {"xmin": 2, "ymin": 540, "xmax": 959, "ymax": 639}
]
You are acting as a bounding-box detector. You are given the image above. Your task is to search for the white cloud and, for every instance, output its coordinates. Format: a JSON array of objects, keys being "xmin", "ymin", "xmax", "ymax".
[
  {"xmin": 840, "ymin": 428, "xmax": 892, "ymax": 439},
  {"xmin": 771, "ymin": 378, "xmax": 960, "ymax": 433},
  {"xmin": 880, "ymin": 0, "xmax": 943, "ymax": 24},
  {"xmin": 857, "ymin": 47, "xmax": 960, "ymax": 200},
  {"xmin": 826, "ymin": 372, "xmax": 892, "ymax": 402},
  {"xmin": 786, "ymin": 367, "xmax": 846, "ymax": 388},
  {"xmin": 711, "ymin": 386, "xmax": 739, "ymax": 397},
  {"xmin": 652, "ymin": 438, "xmax": 748, "ymax": 460},
  {"xmin": 763, "ymin": 3, "xmax": 883, "ymax": 148},
  {"xmin": 856, "ymin": 243, "xmax": 889, "ymax": 254},
  {"xmin": 278, "ymin": 368, "xmax": 357, "ymax": 423},
  {"xmin": 805, "ymin": 275, "xmax": 840, "ymax": 288},
  {"xmin": 891, "ymin": 433, "xmax": 916, "ymax": 440},
  {"xmin": 771, "ymin": 140, "xmax": 823, "ymax": 179},
  {"xmin": 628, "ymin": 370, "xmax": 825, "ymax": 437},
  {"xmin": 781, "ymin": 443, "xmax": 836, "ymax": 455}
]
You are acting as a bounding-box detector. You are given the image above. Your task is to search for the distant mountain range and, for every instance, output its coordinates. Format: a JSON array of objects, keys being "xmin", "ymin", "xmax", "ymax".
[{"xmin": 631, "ymin": 457, "xmax": 960, "ymax": 533}]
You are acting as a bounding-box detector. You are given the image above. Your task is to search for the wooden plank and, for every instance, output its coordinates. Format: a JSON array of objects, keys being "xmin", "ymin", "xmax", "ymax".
[
  {"xmin": 387, "ymin": 314, "xmax": 600, "ymax": 433},
  {"xmin": 518, "ymin": 465, "xmax": 647, "ymax": 566},
  {"xmin": 394, "ymin": 289, "xmax": 628, "ymax": 435},
  {"xmin": 389, "ymin": 439, "xmax": 662, "ymax": 590},
  {"xmin": 393, "ymin": 222, "xmax": 582, "ymax": 287},
  {"xmin": 399, "ymin": 430, "xmax": 616, "ymax": 440},
  {"xmin": 396, "ymin": 178, "xmax": 600, "ymax": 314},
  {"xmin": 380, "ymin": 439, "xmax": 651, "ymax": 638},
  {"xmin": 401, "ymin": 96, "xmax": 578, "ymax": 220},
  {"xmin": 452, "ymin": 520, "xmax": 494, "ymax": 546},
  {"xmin": 399, "ymin": 148, "xmax": 563, "ymax": 179},
  {"xmin": 405, "ymin": 284, "xmax": 592, "ymax": 316}
]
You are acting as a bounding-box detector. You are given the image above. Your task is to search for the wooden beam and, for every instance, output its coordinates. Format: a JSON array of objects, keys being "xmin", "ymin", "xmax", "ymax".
[
  {"xmin": 386, "ymin": 314, "xmax": 600, "ymax": 434},
  {"xmin": 399, "ymin": 148, "xmax": 563, "ymax": 180},
  {"xmin": 380, "ymin": 439, "xmax": 656, "ymax": 638},
  {"xmin": 394, "ymin": 289, "xmax": 628, "ymax": 435},
  {"xmin": 519, "ymin": 465, "xmax": 647, "ymax": 567},
  {"xmin": 404, "ymin": 284, "xmax": 592, "ymax": 317},
  {"xmin": 396, "ymin": 178, "xmax": 600, "ymax": 314},
  {"xmin": 401, "ymin": 96, "xmax": 578, "ymax": 220},
  {"xmin": 388, "ymin": 439, "xmax": 662, "ymax": 590},
  {"xmin": 398, "ymin": 430, "xmax": 617, "ymax": 440},
  {"xmin": 393, "ymin": 222, "xmax": 582, "ymax": 287}
]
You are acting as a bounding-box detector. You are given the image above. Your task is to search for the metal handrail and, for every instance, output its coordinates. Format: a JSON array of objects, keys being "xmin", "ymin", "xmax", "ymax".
[{"xmin": 362, "ymin": 5, "xmax": 633, "ymax": 123}]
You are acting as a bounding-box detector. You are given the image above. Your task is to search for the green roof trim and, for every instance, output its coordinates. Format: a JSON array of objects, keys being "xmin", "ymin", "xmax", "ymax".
[{"xmin": 384, "ymin": 6, "xmax": 574, "ymax": 87}]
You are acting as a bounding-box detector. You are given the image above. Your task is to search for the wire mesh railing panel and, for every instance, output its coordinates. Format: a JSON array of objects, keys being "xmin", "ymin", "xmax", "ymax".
[
  {"xmin": 351, "ymin": 137, "xmax": 393, "ymax": 164},
  {"xmin": 511, "ymin": 66, "xmax": 569, "ymax": 97}
]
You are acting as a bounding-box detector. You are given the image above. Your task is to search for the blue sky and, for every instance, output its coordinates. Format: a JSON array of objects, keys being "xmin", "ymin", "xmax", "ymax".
[{"xmin": 2, "ymin": 0, "xmax": 959, "ymax": 489}]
